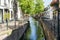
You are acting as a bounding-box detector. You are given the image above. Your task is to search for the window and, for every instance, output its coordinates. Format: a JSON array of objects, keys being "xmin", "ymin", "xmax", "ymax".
[
  {"xmin": 4, "ymin": 0, "xmax": 6, "ymax": 6},
  {"xmin": 8, "ymin": 0, "xmax": 10, "ymax": 4},
  {"xmin": 11, "ymin": 11, "xmax": 14, "ymax": 19}
]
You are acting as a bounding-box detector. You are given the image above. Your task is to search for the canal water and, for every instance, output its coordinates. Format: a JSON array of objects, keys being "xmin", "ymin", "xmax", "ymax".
[{"xmin": 24, "ymin": 16, "xmax": 45, "ymax": 40}]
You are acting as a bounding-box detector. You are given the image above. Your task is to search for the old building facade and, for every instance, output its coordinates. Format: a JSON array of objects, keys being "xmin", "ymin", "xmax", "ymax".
[
  {"xmin": 0, "ymin": 0, "xmax": 23, "ymax": 23},
  {"xmin": 0, "ymin": 0, "xmax": 14, "ymax": 23}
]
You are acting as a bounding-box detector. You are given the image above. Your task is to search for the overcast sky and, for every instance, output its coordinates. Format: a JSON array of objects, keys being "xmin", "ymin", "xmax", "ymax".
[{"xmin": 43, "ymin": 0, "xmax": 52, "ymax": 8}]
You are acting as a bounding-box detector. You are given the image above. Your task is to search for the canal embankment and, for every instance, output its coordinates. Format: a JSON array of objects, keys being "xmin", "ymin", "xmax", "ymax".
[
  {"xmin": 40, "ymin": 19, "xmax": 56, "ymax": 40},
  {"xmin": 0, "ymin": 14, "xmax": 29, "ymax": 40},
  {"xmin": 3, "ymin": 21, "xmax": 29, "ymax": 40},
  {"xmin": 32, "ymin": 14, "xmax": 56, "ymax": 40}
]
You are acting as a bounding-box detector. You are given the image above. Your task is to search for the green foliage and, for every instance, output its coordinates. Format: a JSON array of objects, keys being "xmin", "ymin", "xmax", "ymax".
[
  {"xmin": 3, "ymin": 12, "xmax": 10, "ymax": 20},
  {"xmin": 18, "ymin": 0, "xmax": 44, "ymax": 15},
  {"xmin": 35, "ymin": 0, "xmax": 44, "ymax": 13}
]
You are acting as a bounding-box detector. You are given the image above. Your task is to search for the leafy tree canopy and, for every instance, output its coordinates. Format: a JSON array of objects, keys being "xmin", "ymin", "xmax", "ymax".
[{"xmin": 18, "ymin": 0, "xmax": 44, "ymax": 15}]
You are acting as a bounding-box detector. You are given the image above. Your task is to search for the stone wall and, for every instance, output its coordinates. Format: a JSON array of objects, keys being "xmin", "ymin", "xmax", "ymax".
[{"xmin": 3, "ymin": 21, "xmax": 29, "ymax": 40}]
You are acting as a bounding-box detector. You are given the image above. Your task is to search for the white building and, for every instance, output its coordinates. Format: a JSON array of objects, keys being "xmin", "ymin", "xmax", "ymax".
[
  {"xmin": 44, "ymin": 6, "xmax": 54, "ymax": 20},
  {"xmin": 0, "ymin": 0, "xmax": 23, "ymax": 23},
  {"xmin": 17, "ymin": 2, "xmax": 23, "ymax": 20},
  {"xmin": 0, "ymin": 0, "xmax": 14, "ymax": 23}
]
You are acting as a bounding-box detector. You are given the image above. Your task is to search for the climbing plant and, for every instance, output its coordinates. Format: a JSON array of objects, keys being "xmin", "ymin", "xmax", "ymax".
[{"xmin": 18, "ymin": 0, "xmax": 44, "ymax": 15}]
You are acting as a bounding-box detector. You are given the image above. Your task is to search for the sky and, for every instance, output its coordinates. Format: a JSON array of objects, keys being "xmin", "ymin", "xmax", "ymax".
[{"xmin": 43, "ymin": 0, "xmax": 52, "ymax": 8}]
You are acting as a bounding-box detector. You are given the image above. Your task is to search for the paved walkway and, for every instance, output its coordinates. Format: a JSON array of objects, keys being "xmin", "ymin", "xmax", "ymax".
[
  {"xmin": 0, "ymin": 17, "xmax": 29, "ymax": 40},
  {"xmin": 0, "ymin": 21, "xmax": 21, "ymax": 32}
]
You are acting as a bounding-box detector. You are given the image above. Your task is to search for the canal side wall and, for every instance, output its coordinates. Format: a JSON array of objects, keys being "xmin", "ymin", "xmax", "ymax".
[
  {"xmin": 32, "ymin": 16, "xmax": 55, "ymax": 40},
  {"xmin": 3, "ymin": 21, "xmax": 29, "ymax": 40},
  {"xmin": 40, "ymin": 19, "xmax": 56, "ymax": 40},
  {"xmin": 20, "ymin": 21, "xmax": 30, "ymax": 40},
  {"xmin": 38, "ymin": 20, "xmax": 47, "ymax": 40}
]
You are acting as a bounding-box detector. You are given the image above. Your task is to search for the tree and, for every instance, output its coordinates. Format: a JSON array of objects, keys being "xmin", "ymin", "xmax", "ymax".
[
  {"xmin": 35, "ymin": 0, "xmax": 44, "ymax": 13},
  {"xmin": 18, "ymin": 0, "xmax": 44, "ymax": 15}
]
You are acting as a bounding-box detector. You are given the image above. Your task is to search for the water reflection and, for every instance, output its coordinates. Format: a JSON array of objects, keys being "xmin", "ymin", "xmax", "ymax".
[
  {"xmin": 24, "ymin": 16, "xmax": 45, "ymax": 40},
  {"xmin": 29, "ymin": 16, "xmax": 37, "ymax": 40}
]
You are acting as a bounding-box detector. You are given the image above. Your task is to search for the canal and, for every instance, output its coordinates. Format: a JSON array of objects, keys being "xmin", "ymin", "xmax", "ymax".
[{"xmin": 20, "ymin": 16, "xmax": 45, "ymax": 40}]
